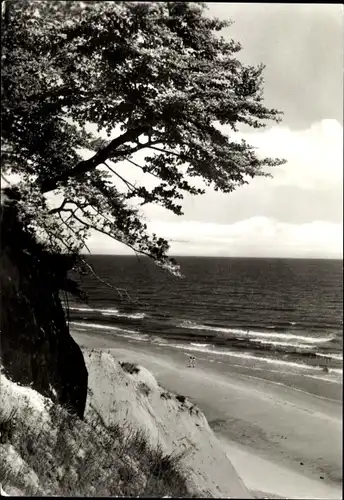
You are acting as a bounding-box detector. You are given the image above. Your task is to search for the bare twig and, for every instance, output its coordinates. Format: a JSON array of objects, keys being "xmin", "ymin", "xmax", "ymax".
[
  {"xmin": 103, "ymin": 161, "xmax": 137, "ymax": 192},
  {"xmin": 124, "ymin": 157, "xmax": 160, "ymax": 179},
  {"xmin": 58, "ymin": 212, "xmax": 91, "ymax": 254},
  {"xmin": 1, "ymin": 173, "xmax": 12, "ymax": 185},
  {"xmin": 147, "ymin": 145, "xmax": 187, "ymax": 159},
  {"xmin": 80, "ymin": 258, "xmax": 140, "ymax": 304}
]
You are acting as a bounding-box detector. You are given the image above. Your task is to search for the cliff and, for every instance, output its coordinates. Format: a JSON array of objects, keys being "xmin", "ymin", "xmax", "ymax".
[
  {"xmin": 0, "ymin": 349, "xmax": 250, "ymax": 497},
  {"xmin": 0, "ymin": 189, "xmax": 88, "ymax": 418},
  {"xmin": 84, "ymin": 349, "xmax": 251, "ymax": 498}
]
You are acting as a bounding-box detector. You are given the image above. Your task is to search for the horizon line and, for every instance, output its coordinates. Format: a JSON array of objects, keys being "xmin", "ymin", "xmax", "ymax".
[{"xmin": 81, "ymin": 254, "xmax": 343, "ymax": 260}]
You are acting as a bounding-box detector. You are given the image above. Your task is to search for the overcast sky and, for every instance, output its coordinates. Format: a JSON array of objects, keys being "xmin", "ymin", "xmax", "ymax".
[{"xmin": 86, "ymin": 3, "xmax": 343, "ymax": 259}]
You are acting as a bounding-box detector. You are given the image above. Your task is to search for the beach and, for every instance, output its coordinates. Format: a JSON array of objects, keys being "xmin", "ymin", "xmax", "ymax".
[{"xmin": 72, "ymin": 328, "xmax": 342, "ymax": 499}]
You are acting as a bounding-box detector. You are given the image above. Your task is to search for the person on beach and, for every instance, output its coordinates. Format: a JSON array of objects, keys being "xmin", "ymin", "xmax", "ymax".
[{"xmin": 188, "ymin": 355, "xmax": 196, "ymax": 368}]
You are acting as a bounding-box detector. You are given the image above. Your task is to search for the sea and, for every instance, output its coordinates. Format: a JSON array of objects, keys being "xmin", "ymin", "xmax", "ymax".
[{"xmin": 66, "ymin": 256, "xmax": 343, "ymax": 386}]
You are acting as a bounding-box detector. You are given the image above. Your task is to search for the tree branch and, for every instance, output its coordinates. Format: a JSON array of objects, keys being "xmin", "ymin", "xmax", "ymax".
[
  {"xmin": 124, "ymin": 157, "xmax": 160, "ymax": 179},
  {"xmin": 1, "ymin": 173, "xmax": 12, "ymax": 185},
  {"xmin": 80, "ymin": 259, "xmax": 141, "ymax": 304},
  {"xmin": 58, "ymin": 212, "xmax": 92, "ymax": 254},
  {"xmin": 39, "ymin": 125, "xmax": 150, "ymax": 194},
  {"xmin": 103, "ymin": 161, "xmax": 136, "ymax": 192},
  {"xmin": 147, "ymin": 145, "xmax": 188, "ymax": 160},
  {"xmin": 66, "ymin": 208, "xmax": 159, "ymax": 263},
  {"xmin": 48, "ymin": 198, "xmax": 71, "ymax": 214}
]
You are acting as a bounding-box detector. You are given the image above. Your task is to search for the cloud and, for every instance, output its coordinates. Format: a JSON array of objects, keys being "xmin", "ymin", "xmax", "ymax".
[
  {"xmin": 93, "ymin": 119, "xmax": 342, "ymax": 206},
  {"xmin": 3, "ymin": 119, "xmax": 341, "ymax": 259},
  {"xmin": 139, "ymin": 119, "xmax": 343, "ymax": 226},
  {"xmin": 86, "ymin": 217, "xmax": 343, "ymax": 259},
  {"xmin": 207, "ymin": 3, "xmax": 343, "ymax": 129},
  {"xmin": 219, "ymin": 119, "xmax": 343, "ymax": 191},
  {"xmin": 150, "ymin": 217, "xmax": 343, "ymax": 259}
]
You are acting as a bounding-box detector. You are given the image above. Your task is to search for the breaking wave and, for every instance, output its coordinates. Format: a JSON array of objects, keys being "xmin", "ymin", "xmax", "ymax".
[
  {"xmin": 68, "ymin": 306, "xmax": 146, "ymax": 320},
  {"xmin": 179, "ymin": 320, "xmax": 334, "ymax": 344}
]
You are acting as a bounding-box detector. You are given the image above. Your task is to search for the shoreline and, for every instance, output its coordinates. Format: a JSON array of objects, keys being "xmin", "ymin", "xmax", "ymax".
[
  {"xmin": 70, "ymin": 321, "xmax": 342, "ymax": 402},
  {"xmin": 72, "ymin": 329, "xmax": 342, "ymax": 499}
]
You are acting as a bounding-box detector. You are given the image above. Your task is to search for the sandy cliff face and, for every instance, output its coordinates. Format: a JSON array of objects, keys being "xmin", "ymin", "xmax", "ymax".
[
  {"xmin": 0, "ymin": 369, "xmax": 53, "ymax": 496},
  {"xmin": 0, "ymin": 349, "xmax": 251, "ymax": 498},
  {"xmin": 83, "ymin": 349, "xmax": 251, "ymax": 498}
]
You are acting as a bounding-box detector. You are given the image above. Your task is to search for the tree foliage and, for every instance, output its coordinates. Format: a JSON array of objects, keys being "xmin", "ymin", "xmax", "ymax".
[{"xmin": 1, "ymin": 0, "xmax": 285, "ymax": 275}]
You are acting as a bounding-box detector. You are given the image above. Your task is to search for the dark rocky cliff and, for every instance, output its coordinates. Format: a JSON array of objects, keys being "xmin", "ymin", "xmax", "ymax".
[{"xmin": 0, "ymin": 189, "xmax": 88, "ymax": 419}]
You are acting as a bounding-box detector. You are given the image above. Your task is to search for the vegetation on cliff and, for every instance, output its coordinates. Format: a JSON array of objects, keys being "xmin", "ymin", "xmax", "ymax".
[{"xmin": 0, "ymin": 366, "xmax": 190, "ymax": 497}]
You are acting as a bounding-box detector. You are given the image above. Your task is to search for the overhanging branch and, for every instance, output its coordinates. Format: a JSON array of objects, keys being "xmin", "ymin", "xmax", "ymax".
[{"xmin": 39, "ymin": 125, "xmax": 150, "ymax": 194}]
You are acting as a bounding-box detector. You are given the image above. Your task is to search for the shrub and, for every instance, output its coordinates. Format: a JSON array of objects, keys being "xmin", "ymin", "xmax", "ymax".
[
  {"xmin": 160, "ymin": 392, "xmax": 172, "ymax": 400},
  {"xmin": 176, "ymin": 395, "xmax": 186, "ymax": 404},
  {"xmin": 138, "ymin": 382, "xmax": 151, "ymax": 397},
  {"xmin": 120, "ymin": 362, "xmax": 140, "ymax": 375}
]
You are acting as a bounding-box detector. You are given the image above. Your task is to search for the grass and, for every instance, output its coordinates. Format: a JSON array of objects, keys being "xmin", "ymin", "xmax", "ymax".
[
  {"xmin": 119, "ymin": 362, "xmax": 140, "ymax": 375},
  {"xmin": 0, "ymin": 408, "xmax": 17, "ymax": 444},
  {"xmin": 0, "ymin": 399, "xmax": 192, "ymax": 497}
]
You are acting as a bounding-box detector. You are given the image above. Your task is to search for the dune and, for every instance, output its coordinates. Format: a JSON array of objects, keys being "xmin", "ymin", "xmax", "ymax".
[
  {"xmin": 0, "ymin": 349, "xmax": 251, "ymax": 498},
  {"xmin": 72, "ymin": 330, "xmax": 343, "ymax": 500},
  {"xmin": 83, "ymin": 349, "xmax": 251, "ymax": 498}
]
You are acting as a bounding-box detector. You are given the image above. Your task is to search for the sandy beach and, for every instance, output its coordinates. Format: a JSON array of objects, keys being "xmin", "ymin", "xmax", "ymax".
[{"xmin": 72, "ymin": 329, "xmax": 342, "ymax": 499}]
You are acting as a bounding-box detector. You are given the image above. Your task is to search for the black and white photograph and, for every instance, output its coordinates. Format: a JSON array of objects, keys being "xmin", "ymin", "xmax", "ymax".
[{"xmin": 1, "ymin": 1, "xmax": 342, "ymax": 498}]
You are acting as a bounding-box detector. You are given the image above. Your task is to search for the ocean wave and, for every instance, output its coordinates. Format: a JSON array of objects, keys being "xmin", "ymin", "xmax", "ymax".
[
  {"xmin": 70, "ymin": 321, "xmax": 136, "ymax": 335},
  {"xmin": 179, "ymin": 320, "xmax": 333, "ymax": 344},
  {"xmin": 150, "ymin": 336, "xmax": 166, "ymax": 344},
  {"xmin": 70, "ymin": 320, "xmax": 151, "ymax": 342},
  {"xmin": 251, "ymin": 339, "xmax": 315, "ymax": 349},
  {"xmin": 328, "ymin": 367, "xmax": 343, "ymax": 374},
  {"xmin": 69, "ymin": 306, "xmax": 97, "ymax": 313},
  {"xmin": 303, "ymin": 374, "xmax": 342, "ymax": 383},
  {"xmin": 113, "ymin": 332, "xmax": 150, "ymax": 342},
  {"xmin": 167, "ymin": 343, "xmax": 342, "ymax": 373},
  {"xmin": 190, "ymin": 343, "xmax": 210, "ymax": 348},
  {"xmin": 316, "ymin": 353, "xmax": 343, "ymax": 361},
  {"xmin": 68, "ymin": 306, "xmax": 146, "ymax": 320},
  {"xmin": 102, "ymin": 311, "xmax": 146, "ymax": 319}
]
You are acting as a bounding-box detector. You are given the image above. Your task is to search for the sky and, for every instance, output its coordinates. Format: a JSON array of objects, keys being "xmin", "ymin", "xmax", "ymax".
[
  {"xmin": 86, "ymin": 3, "xmax": 343, "ymax": 259},
  {"xmin": 5, "ymin": 3, "xmax": 343, "ymax": 258}
]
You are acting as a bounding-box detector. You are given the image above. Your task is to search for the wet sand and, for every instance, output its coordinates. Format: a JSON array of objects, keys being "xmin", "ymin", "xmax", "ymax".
[{"xmin": 72, "ymin": 329, "xmax": 342, "ymax": 499}]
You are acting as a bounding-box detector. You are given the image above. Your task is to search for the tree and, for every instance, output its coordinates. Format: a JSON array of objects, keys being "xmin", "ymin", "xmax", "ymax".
[{"xmin": 1, "ymin": 0, "xmax": 285, "ymax": 277}]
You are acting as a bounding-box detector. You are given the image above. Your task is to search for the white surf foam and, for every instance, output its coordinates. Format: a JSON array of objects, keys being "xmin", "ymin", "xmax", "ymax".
[
  {"xmin": 180, "ymin": 320, "xmax": 333, "ymax": 344},
  {"xmin": 306, "ymin": 373, "xmax": 342, "ymax": 383},
  {"xmin": 70, "ymin": 321, "xmax": 149, "ymax": 342},
  {"xmin": 113, "ymin": 332, "xmax": 150, "ymax": 342},
  {"xmin": 68, "ymin": 306, "xmax": 145, "ymax": 320},
  {"xmin": 168, "ymin": 343, "xmax": 342, "ymax": 373},
  {"xmin": 316, "ymin": 353, "xmax": 343, "ymax": 361},
  {"xmin": 102, "ymin": 311, "xmax": 146, "ymax": 319},
  {"xmin": 70, "ymin": 321, "xmax": 136, "ymax": 334},
  {"xmin": 191, "ymin": 343, "xmax": 210, "ymax": 347},
  {"xmin": 69, "ymin": 306, "xmax": 98, "ymax": 313},
  {"xmin": 251, "ymin": 339, "xmax": 315, "ymax": 349}
]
